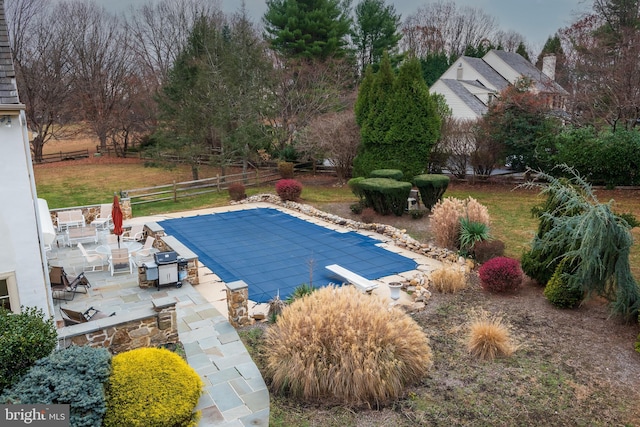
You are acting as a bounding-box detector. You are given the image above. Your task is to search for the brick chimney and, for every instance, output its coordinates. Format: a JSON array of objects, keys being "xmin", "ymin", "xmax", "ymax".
[{"xmin": 542, "ymin": 54, "xmax": 556, "ymax": 81}]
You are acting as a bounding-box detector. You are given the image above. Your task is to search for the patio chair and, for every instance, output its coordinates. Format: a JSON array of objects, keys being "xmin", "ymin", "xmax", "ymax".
[
  {"xmin": 109, "ymin": 247, "xmax": 135, "ymax": 276},
  {"xmin": 49, "ymin": 266, "xmax": 90, "ymax": 301},
  {"xmin": 90, "ymin": 204, "xmax": 112, "ymax": 230},
  {"xmin": 133, "ymin": 236, "xmax": 157, "ymax": 261},
  {"xmin": 60, "ymin": 306, "xmax": 114, "ymax": 326},
  {"xmin": 77, "ymin": 242, "xmax": 106, "ymax": 272},
  {"xmin": 123, "ymin": 224, "xmax": 145, "ymax": 242}
]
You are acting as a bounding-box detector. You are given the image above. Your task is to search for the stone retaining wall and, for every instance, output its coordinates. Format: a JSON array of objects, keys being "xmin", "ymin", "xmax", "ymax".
[
  {"xmin": 57, "ymin": 299, "xmax": 178, "ymax": 354},
  {"xmin": 50, "ymin": 198, "xmax": 133, "ymax": 225}
]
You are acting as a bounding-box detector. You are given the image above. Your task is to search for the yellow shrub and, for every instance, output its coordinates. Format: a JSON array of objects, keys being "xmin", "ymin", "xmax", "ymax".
[
  {"xmin": 430, "ymin": 197, "xmax": 490, "ymax": 249},
  {"xmin": 103, "ymin": 347, "xmax": 203, "ymax": 427},
  {"xmin": 431, "ymin": 266, "xmax": 467, "ymax": 293},
  {"xmin": 264, "ymin": 285, "xmax": 432, "ymax": 406},
  {"xmin": 467, "ymin": 310, "xmax": 516, "ymax": 361}
]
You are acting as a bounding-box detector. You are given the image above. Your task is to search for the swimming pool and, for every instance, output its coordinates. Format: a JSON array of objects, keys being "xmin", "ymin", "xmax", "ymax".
[{"xmin": 160, "ymin": 208, "xmax": 417, "ymax": 303}]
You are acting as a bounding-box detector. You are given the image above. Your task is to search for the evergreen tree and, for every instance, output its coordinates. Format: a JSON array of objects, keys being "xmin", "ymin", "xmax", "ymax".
[
  {"xmin": 352, "ymin": 0, "xmax": 402, "ymax": 74},
  {"xmin": 354, "ymin": 55, "xmax": 441, "ymax": 178},
  {"xmin": 535, "ymin": 35, "xmax": 568, "ymax": 87},
  {"xmin": 516, "ymin": 41, "xmax": 530, "ymax": 61},
  {"xmin": 420, "ymin": 51, "xmax": 452, "ymax": 86},
  {"xmin": 354, "ymin": 65, "xmax": 374, "ymax": 127},
  {"xmin": 384, "ymin": 57, "xmax": 441, "ymax": 178},
  {"xmin": 263, "ymin": 0, "xmax": 352, "ymax": 60}
]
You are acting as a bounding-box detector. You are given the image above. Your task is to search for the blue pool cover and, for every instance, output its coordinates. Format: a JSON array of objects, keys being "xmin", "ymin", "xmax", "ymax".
[{"xmin": 160, "ymin": 208, "xmax": 417, "ymax": 303}]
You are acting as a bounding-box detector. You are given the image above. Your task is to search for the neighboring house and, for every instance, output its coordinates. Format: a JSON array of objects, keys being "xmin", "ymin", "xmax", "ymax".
[
  {"xmin": 430, "ymin": 49, "xmax": 569, "ymax": 121},
  {"xmin": 0, "ymin": 0, "xmax": 54, "ymax": 316}
]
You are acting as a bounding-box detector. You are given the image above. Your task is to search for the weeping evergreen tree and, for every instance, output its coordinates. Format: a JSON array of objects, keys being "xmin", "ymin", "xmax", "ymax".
[{"xmin": 522, "ymin": 165, "xmax": 640, "ymax": 320}]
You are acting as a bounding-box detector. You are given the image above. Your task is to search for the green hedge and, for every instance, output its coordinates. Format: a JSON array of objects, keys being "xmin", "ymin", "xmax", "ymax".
[
  {"xmin": 0, "ymin": 307, "xmax": 57, "ymax": 394},
  {"xmin": 413, "ymin": 174, "xmax": 449, "ymax": 210},
  {"xmin": 369, "ymin": 169, "xmax": 403, "ymax": 180},
  {"xmin": 359, "ymin": 178, "xmax": 412, "ymax": 216},
  {"xmin": 348, "ymin": 177, "xmax": 367, "ymax": 203}
]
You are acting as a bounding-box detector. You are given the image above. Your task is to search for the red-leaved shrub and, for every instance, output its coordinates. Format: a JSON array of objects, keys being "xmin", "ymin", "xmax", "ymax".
[
  {"xmin": 275, "ymin": 179, "xmax": 303, "ymax": 201},
  {"xmin": 478, "ymin": 257, "xmax": 523, "ymax": 293},
  {"xmin": 361, "ymin": 207, "xmax": 375, "ymax": 224},
  {"xmin": 228, "ymin": 183, "xmax": 246, "ymax": 201}
]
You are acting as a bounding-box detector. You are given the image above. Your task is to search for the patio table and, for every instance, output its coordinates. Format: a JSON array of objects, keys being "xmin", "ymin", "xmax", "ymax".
[{"xmin": 95, "ymin": 241, "xmax": 143, "ymax": 256}]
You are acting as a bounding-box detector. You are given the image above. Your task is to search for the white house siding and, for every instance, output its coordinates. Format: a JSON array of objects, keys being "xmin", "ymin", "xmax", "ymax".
[
  {"xmin": 430, "ymin": 81, "xmax": 480, "ymax": 121},
  {"xmin": 0, "ymin": 109, "xmax": 53, "ymax": 316}
]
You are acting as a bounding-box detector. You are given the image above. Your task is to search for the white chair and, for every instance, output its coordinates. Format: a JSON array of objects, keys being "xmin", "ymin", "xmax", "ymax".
[
  {"xmin": 109, "ymin": 248, "xmax": 135, "ymax": 276},
  {"xmin": 90, "ymin": 204, "xmax": 112, "ymax": 230},
  {"xmin": 77, "ymin": 242, "xmax": 106, "ymax": 272},
  {"xmin": 133, "ymin": 236, "xmax": 157, "ymax": 261},
  {"xmin": 123, "ymin": 224, "xmax": 145, "ymax": 242}
]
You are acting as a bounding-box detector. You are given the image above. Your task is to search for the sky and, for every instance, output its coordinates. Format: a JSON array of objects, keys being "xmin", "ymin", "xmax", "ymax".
[
  {"xmin": 217, "ymin": 0, "xmax": 590, "ymax": 48},
  {"xmin": 101, "ymin": 0, "xmax": 590, "ymax": 49}
]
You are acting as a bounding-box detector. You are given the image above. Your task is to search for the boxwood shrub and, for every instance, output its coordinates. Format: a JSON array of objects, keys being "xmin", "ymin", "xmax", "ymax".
[
  {"xmin": 104, "ymin": 347, "xmax": 203, "ymax": 427},
  {"xmin": 369, "ymin": 169, "xmax": 403, "ymax": 180},
  {"xmin": 0, "ymin": 307, "xmax": 57, "ymax": 393},
  {"xmin": 358, "ymin": 178, "xmax": 412, "ymax": 216},
  {"xmin": 413, "ymin": 174, "xmax": 449, "ymax": 210}
]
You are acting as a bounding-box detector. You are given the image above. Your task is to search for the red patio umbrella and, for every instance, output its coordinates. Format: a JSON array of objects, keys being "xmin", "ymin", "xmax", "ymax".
[{"xmin": 111, "ymin": 195, "xmax": 123, "ymax": 248}]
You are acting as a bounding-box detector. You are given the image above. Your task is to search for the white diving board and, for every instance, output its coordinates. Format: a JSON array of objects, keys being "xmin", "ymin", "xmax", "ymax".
[{"xmin": 325, "ymin": 264, "xmax": 379, "ymax": 293}]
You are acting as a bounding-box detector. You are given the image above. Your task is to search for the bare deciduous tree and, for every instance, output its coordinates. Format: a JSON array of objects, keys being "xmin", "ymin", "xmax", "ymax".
[
  {"xmin": 441, "ymin": 118, "xmax": 476, "ymax": 179},
  {"xmin": 58, "ymin": 2, "xmax": 133, "ymax": 152},
  {"xmin": 401, "ymin": 0, "xmax": 498, "ymax": 58},
  {"xmin": 6, "ymin": 0, "xmax": 76, "ymax": 162},
  {"xmin": 298, "ymin": 103, "xmax": 360, "ymax": 183},
  {"xmin": 266, "ymin": 56, "xmax": 356, "ymax": 157}
]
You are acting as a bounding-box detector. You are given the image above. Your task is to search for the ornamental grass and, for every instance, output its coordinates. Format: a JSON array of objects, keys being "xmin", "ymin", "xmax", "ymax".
[
  {"xmin": 264, "ymin": 285, "xmax": 433, "ymax": 407},
  {"xmin": 467, "ymin": 310, "xmax": 517, "ymax": 361},
  {"xmin": 430, "ymin": 266, "xmax": 467, "ymax": 294},
  {"xmin": 430, "ymin": 197, "xmax": 490, "ymax": 250}
]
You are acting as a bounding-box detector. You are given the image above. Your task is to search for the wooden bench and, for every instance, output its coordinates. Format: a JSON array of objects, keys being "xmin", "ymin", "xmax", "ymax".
[{"xmin": 325, "ymin": 264, "xmax": 379, "ymax": 293}]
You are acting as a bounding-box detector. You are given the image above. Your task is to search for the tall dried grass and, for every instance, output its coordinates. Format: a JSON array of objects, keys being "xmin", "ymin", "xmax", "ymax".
[
  {"xmin": 467, "ymin": 310, "xmax": 516, "ymax": 360},
  {"xmin": 430, "ymin": 197, "xmax": 490, "ymax": 249},
  {"xmin": 264, "ymin": 285, "xmax": 433, "ymax": 406},
  {"xmin": 430, "ymin": 266, "xmax": 467, "ymax": 293}
]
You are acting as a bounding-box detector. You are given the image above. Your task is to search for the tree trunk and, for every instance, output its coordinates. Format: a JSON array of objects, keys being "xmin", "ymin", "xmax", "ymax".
[{"xmin": 31, "ymin": 135, "xmax": 45, "ymax": 163}]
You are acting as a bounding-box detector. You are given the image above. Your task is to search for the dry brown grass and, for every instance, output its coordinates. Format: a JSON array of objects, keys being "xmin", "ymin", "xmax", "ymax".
[
  {"xmin": 263, "ymin": 285, "xmax": 432, "ymax": 406},
  {"xmin": 466, "ymin": 309, "xmax": 517, "ymax": 361},
  {"xmin": 430, "ymin": 266, "xmax": 467, "ymax": 294},
  {"xmin": 430, "ymin": 197, "xmax": 491, "ymax": 249}
]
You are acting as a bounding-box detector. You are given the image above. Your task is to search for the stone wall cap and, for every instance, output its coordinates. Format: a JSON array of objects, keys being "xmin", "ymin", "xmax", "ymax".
[
  {"xmin": 153, "ymin": 296, "xmax": 177, "ymax": 310},
  {"xmin": 57, "ymin": 307, "xmax": 157, "ymax": 339},
  {"xmin": 160, "ymin": 235, "xmax": 198, "ymax": 260},
  {"xmin": 146, "ymin": 222, "xmax": 165, "ymax": 233},
  {"xmin": 226, "ymin": 279, "xmax": 248, "ymax": 291}
]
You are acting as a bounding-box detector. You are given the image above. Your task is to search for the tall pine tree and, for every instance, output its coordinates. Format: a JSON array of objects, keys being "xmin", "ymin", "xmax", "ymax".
[{"xmin": 263, "ymin": 0, "xmax": 352, "ymax": 60}]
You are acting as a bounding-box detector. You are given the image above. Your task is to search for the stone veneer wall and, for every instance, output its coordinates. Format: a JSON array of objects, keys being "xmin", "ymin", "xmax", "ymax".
[
  {"xmin": 50, "ymin": 198, "xmax": 133, "ymax": 225},
  {"xmin": 57, "ymin": 299, "xmax": 178, "ymax": 354},
  {"xmin": 225, "ymin": 280, "xmax": 250, "ymax": 328}
]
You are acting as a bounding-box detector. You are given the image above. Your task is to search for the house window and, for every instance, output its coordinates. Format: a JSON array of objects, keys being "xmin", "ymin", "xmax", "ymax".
[
  {"xmin": 0, "ymin": 279, "xmax": 11, "ymax": 311},
  {"xmin": 0, "ymin": 274, "xmax": 18, "ymax": 313}
]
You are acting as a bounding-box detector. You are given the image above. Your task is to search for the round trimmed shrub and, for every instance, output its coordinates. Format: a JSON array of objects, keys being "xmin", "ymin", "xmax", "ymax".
[
  {"xmin": 478, "ymin": 257, "xmax": 523, "ymax": 292},
  {"xmin": 0, "ymin": 307, "xmax": 57, "ymax": 393},
  {"xmin": 228, "ymin": 183, "xmax": 246, "ymax": 201},
  {"xmin": 275, "ymin": 179, "xmax": 303, "ymax": 201},
  {"xmin": 264, "ymin": 285, "xmax": 433, "ymax": 406},
  {"xmin": 413, "ymin": 174, "xmax": 449, "ymax": 210},
  {"xmin": 543, "ymin": 259, "xmax": 583, "ymax": 308},
  {"xmin": 103, "ymin": 347, "xmax": 203, "ymax": 427},
  {"xmin": 1, "ymin": 346, "xmax": 111, "ymax": 427},
  {"xmin": 369, "ymin": 169, "xmax": 403, "ymax": 180}
]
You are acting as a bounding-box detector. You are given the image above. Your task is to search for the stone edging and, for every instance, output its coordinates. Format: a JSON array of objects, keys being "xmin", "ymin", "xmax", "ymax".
[{"xmin": 234, "ymin": 194, "xmax": 462, "ymax": 265}]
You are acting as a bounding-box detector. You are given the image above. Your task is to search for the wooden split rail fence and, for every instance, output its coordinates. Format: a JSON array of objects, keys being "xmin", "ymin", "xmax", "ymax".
[{"xmin": 124, "ymin": 169, "xmax": 280, "ymax": 206}]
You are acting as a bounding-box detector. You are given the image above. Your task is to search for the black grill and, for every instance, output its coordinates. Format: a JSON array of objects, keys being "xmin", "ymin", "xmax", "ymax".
[{"xmin": 154, "ymin": 251, "xmax": 178, "ymax": 265}]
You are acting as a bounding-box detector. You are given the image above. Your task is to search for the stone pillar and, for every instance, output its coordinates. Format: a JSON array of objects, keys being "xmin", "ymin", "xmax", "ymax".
[
  {"xmin": 121, "ymin": 198, "xmax": 132, "ymax": 221},
  {"xmin": 226, "ymin": 280, "xmax": 250, "ymax": 328}
]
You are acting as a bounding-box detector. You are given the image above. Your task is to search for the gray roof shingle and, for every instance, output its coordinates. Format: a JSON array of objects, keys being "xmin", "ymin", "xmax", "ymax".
[
  {"xmin": 462, "ymin": 56, "xmax": 510, "ymax": 92},
  {"xmin": 440, "ymin": 79, "xmax": 488, "ymax": 117},
  {"xmin": 490, "ymin": 49, "xmax": 568, "ymax": 95},
  {"xmin": 0, "ymin": 0, "xmax": 20, "ymax": 105}
]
